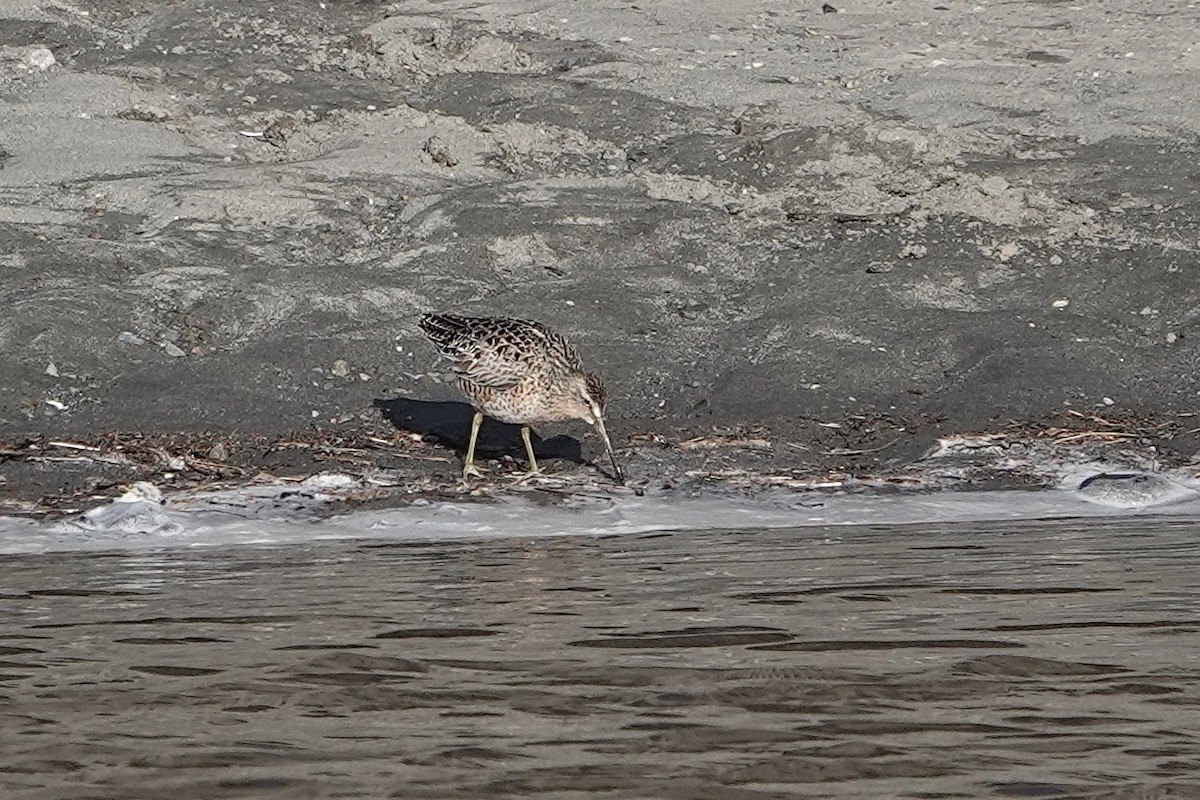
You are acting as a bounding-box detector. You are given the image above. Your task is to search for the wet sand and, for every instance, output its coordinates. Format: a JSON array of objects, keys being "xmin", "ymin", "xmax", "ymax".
[
  {"xmin": 3, "ymin": 1, "xmax": 1200, "ymax": 509},
  {"xmin": 4, "ymin": 518, "xmax": 1200, "ymax": 798}
]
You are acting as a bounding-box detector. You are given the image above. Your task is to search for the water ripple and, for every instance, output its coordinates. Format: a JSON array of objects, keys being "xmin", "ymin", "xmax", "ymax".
[{"xmin": 2, "ymin": 519, "xmax": 1199, "ymax": 798}]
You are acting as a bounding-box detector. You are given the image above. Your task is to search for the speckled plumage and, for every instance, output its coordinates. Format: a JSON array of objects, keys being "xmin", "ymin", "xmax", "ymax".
[{"xmin": 419, "ymin": 313, "xmax": 623, "ymax": 483}]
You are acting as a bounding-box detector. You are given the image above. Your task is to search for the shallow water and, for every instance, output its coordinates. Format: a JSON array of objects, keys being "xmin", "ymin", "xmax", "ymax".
[{"xmin": 3, "ymin": 517, "xmax": 1200, "ymax": 799}]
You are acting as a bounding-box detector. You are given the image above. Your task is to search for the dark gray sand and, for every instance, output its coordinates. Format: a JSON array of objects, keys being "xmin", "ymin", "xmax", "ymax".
[{"xmin": 2, "ymin": 0, "xmax": 1200, "ymax": 511}]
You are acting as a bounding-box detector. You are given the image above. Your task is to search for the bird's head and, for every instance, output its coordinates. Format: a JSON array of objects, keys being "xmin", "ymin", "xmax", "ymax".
[
  {"xmin": 568, "ymin": 370, "xmax": 623, "ymax": 484},
  {"xmin": 558, "ymin": 371, "xmax": 608, "ymax": 424},
  {"xmin": 572, "ymin": 371, "xmax": 607, "ymax": 425}
]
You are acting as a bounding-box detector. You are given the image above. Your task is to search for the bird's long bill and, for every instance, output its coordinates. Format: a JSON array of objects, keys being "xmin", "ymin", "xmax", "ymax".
[{"xmin": 593, "ymin": 415, "xmax": 625, "ymax": 485}]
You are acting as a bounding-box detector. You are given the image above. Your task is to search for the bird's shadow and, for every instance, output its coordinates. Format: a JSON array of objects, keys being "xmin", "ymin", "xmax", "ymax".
[{"xmin": 373, "ymin": 397, "xmax": 584, "ymax": 464}]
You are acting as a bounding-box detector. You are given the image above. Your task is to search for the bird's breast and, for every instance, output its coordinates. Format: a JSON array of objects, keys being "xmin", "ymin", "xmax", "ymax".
[{"xmin": 459, "ymin": 377, "xmax": 577, "ymax": 424}]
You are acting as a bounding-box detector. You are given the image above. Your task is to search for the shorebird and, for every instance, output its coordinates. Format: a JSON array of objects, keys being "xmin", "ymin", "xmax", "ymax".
[{"xmin": 418, "ymin": 313, "xmax": 625, "ymax": 484}]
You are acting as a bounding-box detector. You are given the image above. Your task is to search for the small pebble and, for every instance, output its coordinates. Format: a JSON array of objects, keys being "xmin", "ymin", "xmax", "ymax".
[
  {"xmin": 422, "ymin": 136, "xmax": 458, "ymax": 168},
  {"xmin": 26, "ymin": 48, "xmax": 56, "ymax": 70},
  {"xmin": 45, "ymin": 363, "xmax": 59, "ymax": 377},
  {"xmin": 994, "ymin": 242, "xmax": 1020, "ymax": 262},
  {"xmin": 331, "ymin": 359, "xmax": 350, "ymax": 377},
  {"xmin": 163, "ymin": 342, "xmax": 186, "ymax": 358},
  {"xmin": 1052, "ymin": 299, "xmax": 1069, "ymax": 308}
]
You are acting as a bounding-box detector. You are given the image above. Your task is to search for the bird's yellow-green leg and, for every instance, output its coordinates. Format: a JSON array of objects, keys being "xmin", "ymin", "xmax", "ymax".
[
  {"xmin": 520, "ymin": 425, "xmax": 541, "ymax": 475},
  {"xmin": 463, "ymin": 410, "xmax": 486, "ymax": 479}
]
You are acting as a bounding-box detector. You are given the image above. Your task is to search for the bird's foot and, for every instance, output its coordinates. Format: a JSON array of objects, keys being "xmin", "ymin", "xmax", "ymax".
[
  {"xmin": 462, "ymin": 463, "xmax": 488, "ymax": 480},
  {"xmin": 511, "ymin": 469, "xmax": 552, "ymax": 484}
]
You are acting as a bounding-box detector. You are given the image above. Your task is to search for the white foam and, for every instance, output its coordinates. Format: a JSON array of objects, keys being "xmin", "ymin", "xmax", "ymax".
[{"xmin": 3, "ymin": 469, "xmax": 1200, "ymax": 555}]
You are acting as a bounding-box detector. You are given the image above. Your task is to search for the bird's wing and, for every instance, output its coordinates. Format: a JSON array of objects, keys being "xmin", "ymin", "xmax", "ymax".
[
  {"xmin": 423, "ymin": 316, "xmax": 580, "ymax": 390},
  {"xmin": 441, "ymin": 335, "xmax": 529, "ymax": 389}
]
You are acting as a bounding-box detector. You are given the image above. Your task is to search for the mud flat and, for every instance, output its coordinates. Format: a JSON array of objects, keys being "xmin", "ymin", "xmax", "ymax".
[{"xmin": 2, "ymin": 0, "xmax": 1200, "ymax": 511}]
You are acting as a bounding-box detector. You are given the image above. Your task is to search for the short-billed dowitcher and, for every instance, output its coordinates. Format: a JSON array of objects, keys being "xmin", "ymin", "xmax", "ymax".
[{"xmin": 419, "ymin": 313, "xmax": 624, "ymax": 484}]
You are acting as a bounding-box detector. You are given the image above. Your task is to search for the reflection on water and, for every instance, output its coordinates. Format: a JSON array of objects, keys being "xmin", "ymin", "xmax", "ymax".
[{"xmin": 3, "ymin": 518, "xmax": 1200, "ymax": 799}]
